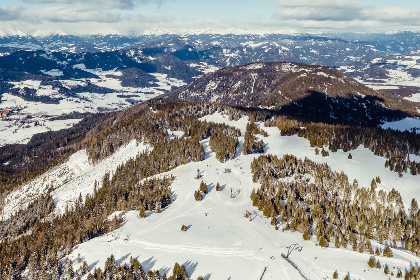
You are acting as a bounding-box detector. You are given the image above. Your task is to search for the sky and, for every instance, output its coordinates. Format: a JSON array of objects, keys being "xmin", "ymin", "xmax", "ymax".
[{"xmin": 1, "ymin": 0, "xmax": 420, "ymax": 35}]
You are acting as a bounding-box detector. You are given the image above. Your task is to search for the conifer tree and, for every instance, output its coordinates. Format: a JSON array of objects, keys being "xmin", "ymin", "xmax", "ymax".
[
  {"xmin": 319, "ymin": 235, "xmax": 329, "ymax": 248},
  {"xmin": 139, "ymin": 205, "xmax": 147, "ymax": 218},
  {"xmin": 368, "ymin": 257, "xmax": 376, "ymax": 268},
  {"xmin": 376, "ymin": 260, "xmax": 381, "ymax": 269},
  {"xmin": 194, "ymin": 190, "xmax": 202, "ymax": 201},
  {"xmin": 384, "ymin": 265, "xmax": 390, "ymax": 275},
  {"xmin": 383, "ymin": 246, "xmax": 393, "ymax": 257},
  {"xmin": 303, "ymin": 229, "xmax": 311, "ymax": 240},
  {"xmin": 200, "ymin": 181, "xmax": 208, "ymax": 194},
  {"xmin": 411, "ymin": 198, "xmax": 419, "ymax": 217},
  {"xmin": 370, "ymin": 179, "xmax": 377, "ymax": 193}
]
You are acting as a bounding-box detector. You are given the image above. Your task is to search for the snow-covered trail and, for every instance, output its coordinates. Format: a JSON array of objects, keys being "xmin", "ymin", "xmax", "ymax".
[{"xmin": 64, "ymin": 112, "xmax": 420, "ymax": 279}]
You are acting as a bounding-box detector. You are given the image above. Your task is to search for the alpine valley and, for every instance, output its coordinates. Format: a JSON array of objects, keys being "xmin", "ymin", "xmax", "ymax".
[{"xmin": 1, "ymin": 31, "xmax": 420, "ymax": 280}]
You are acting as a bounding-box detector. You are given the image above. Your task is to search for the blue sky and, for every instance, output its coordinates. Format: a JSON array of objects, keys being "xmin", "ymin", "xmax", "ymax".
[{"xmin": 1, "ymin": 0, "xmax": 420, "ymax": 35}]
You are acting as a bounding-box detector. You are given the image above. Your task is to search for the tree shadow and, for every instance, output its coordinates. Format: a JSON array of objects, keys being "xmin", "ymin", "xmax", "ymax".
[
  {"xmin": 142, "ymin": 257, "xmax": 156, "ymax": 272},
  {"xmin": 116, "ymin": 253, "xmax": 131, "ymax": 266},
  {"xmin": 182, "ymin": 260, "xmax": 198, "ymax": 277},
  {"xmin": 88, "ymin": 260, "xmax": 99, "ymax": 271},
  {"xmin": 159, "ymin": 266, "xmax": 171, "ymax": 276},
  {"xmin": 278, "ymin": 90, "xmax": 409, "ymax": 126},
  {"xmin": 207, "ymin": 183, "xmax": 215, "ymax": 193}
]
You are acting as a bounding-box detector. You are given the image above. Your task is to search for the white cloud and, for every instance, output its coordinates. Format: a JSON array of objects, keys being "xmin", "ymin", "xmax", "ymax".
[
  {"xmin": 1, "ymin": 0, "xmax": 420, "ymax": 35},
  {"xmin": 0, "ymin": 5, "xmax": 23, "ymax": 21},
  {"xmin": 273, "ymin": 0, "xmax": 420, "ymax": 32},
  {"xmin": 22, "ymin": 0, "xmax": 171, "ymax": 10},
  {"xmin": 21, "ymin": 5, "xmax": 123, "ymax": 23}
]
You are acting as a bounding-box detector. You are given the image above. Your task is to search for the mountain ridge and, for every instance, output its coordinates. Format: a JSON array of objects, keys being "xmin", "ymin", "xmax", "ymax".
[{"xmin": 166, "ymin": 61, "xmax": 418, "ymax": 125}]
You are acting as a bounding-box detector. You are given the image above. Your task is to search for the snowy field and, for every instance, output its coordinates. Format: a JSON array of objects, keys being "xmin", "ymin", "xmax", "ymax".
[
  {"xmin": 405, "ymin": 93, "xmax": 420, "ymax": 103},
  {"xmin": 0, "ymin": 62, "xmax": 199, "ymax": 147},
  {"xmin": 40, "ymin": 112, "xmax": 420, "ymax": 280},
  {"xmin": 350, "ymin": 54, "xmax": 420, "ymax": 105},
  {"xmin": 0, "ymin": 117, "xmax": 81, "ymax": 145},
  {"xmin": 381, "ymin": 117, "xmax": 420, "ymax": 133}
]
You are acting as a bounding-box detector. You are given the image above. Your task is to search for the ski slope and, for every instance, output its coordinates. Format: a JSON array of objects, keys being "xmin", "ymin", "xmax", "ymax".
[{"xmin": 64, "ymin": 112, "xmax": 420, "ymax": 280}]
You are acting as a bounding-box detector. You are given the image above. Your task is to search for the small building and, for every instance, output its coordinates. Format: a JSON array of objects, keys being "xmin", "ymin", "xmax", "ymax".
[
  {"xmin": 1, "ymin": 110, "xmax": 10, "ymax": 118},
  {"xmin": 224, "ymin": 168, "xmax": 232, "ymax": 173}
]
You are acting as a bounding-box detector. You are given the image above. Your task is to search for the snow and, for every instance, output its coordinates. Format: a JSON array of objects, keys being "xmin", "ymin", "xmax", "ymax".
[
  {"xmin": 405, "ymin": 93, "xmax": 420, "ymax": 102},
  {"xmin": 381, "ymin": 117, "xmax": 420, "ymax": 133},
  {"xmin": 244, "ymin": 63, "xmax": 265, "ymax": 70},
  {"xmin": 0, "ymin": 118, "xmax": 81, "ymax": 146},
  {"xmin": 0, "ymin": 140, "xmax": 151, "ymax": 220},
  {"xmin": 367, "ymin": 85, "xmax": 400, "ymax": 90},
  {"xmin": 40, "ymin": 69, "xmax": 64, "ymax": 77},
  {"xmin": 0, "ymin": 64, "xmax": 187, "ymax": 147},
  {"xmin": 358, "ymin": 55, "xmax": 420, "ymax": 92},
  {"xmin": 0, "ymin": 66, "xmax": 184, "ymax": 146},
  {"xmin": 52, "ymin": 140, "xmax": 151, "ymax": 215},
  {"xmin": 189, "ymin": 62, "xmax": 219, "ymax": 75},
  {"xmin": 63, "ymin": 112, "xmax": 420, "ymax": 280},
  {"xmin": 167, "ymin": 129, "xmax": 185, "ymax": 140}
]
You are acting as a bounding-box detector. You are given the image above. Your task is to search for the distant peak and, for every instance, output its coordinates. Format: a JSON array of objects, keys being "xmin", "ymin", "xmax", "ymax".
[{"xmin": 0, "ymin": 29, "xmax": 28, "ymax": 37}]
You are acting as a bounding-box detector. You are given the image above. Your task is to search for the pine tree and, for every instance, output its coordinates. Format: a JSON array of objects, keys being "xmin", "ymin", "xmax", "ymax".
[
  {"xmin": 383, "ymin": 246, "xmax": 393, "ymax": 257},
  {"xmin": 200, "ymin": 181, "xmax": 208, "ymax": 194},
  {"xmin": 384, "ymin": 265, "xmax": 390, "ymax": 274},
  {"xmin": 376, "ymin": 260, "xmax": 381, "ymax": 269},
  {"xmin": 139, "ymin": 205, "xmax": 146, "ymax": 218},
  {"xmin": 303, "ymin": 229, "xmax": 311, "ymax": 240},
  {"xmin": 368, "ymin": 257, "xmax": 376, "ymax": 268},
  {"xmin": 81, "ymin": 261, "xmax": 89, "ymax": 275},
  {"xmin": 334, "ymin": 237, "xmax": 340, "ymax": 248},
  {"xmin": 333, "ymin": 270, "xmax": 338, "ymax": 279},
  {"xmin": 319, "ymin": 235, "xmax": 329, "ymax": 248},
  {"xmin": 216, "ymin": 182, "xmax": 222, "ymax": 191},
  {"xmin": 104, "ymin": 254, "xmax": 116, "ymax": 277},
  {"xmin": 194, "ymin": 190, "xmax": 202, "ymax": 201},
  {"xmin": 370, "ymin": 179, "xmax": 377, "ymax": 193},
  {"xmin": 411, "ymin": 198, "xmax": 419, "ymax": 217}
]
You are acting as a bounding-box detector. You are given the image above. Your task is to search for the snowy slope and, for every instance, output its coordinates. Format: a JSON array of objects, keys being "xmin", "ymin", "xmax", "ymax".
[
  {"xmin": 52, "ymin": 140, "xmax": 151, "ymax": 215},
  {"xmin": 0, "ymin": 140, "xmax": 150, "ymax": 220},
  {"xmin": 381, "ymin": 117, "xmax": 420, "ymax": 133},
  {"xmin": 64, "ymin": 113, "xmax": 420, "ymax": 280}
]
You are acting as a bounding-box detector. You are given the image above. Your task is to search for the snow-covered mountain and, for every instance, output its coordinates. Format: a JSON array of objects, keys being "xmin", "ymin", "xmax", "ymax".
[
  {"xmin": 167, "ymin": 62, "xmax": 418, "ymax": 126},
  {"xmin": 1, "ymin": 32, "xmax": 420, "ymax": 279},
  {"xmin": 0, "ymin": 100, "xmax": 419, "ymax": 280}
]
